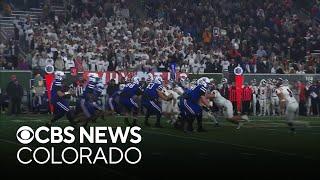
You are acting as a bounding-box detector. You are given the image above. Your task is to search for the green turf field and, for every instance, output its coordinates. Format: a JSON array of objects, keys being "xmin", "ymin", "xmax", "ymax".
[{"xmin": 1, "ymin": 114, "xmax": 320, "ymax": 178}]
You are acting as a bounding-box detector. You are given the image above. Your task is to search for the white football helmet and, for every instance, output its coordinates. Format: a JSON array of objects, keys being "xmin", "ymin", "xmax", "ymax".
[
  {"xmin": 260, "ymin": 79, "xmax": 267, "ymax": 86},
  {"xmin": 54, "ymin": 71, "xmax": 65, "ymax": 80},
  {"xmin": 88, "ymin": 73, "xmax": 99, "ymax": 83},
  {"xmin": 221, "ymin": 78, "xmax": 228, "ymax": 84},
  {"xmin": 132, "ymin": 76, "xmax": 140, "ymax": 84},
  {"xmin": 147, "ymin": 73, "xmax": 154, "ymax": 83},
  {"xmin": 197, "ymin": 77, "xmax": 210, "ymax": 88},
  {"xmin": 154, "ymin": 76, "xmax": 163, "ymax": 84},
  {"xmin": 119, "ymin": 84, "xmax": 125, "ymax": 90}
]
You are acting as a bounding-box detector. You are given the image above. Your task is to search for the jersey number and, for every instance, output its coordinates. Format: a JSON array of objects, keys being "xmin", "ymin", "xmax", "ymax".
[
  {"xmin": 126, "ymin": 83, "xmax": 135, "ymax": 88},
  {"xmin": 146, "ymin": 83, "xmax": 155, "ymax": 90}
]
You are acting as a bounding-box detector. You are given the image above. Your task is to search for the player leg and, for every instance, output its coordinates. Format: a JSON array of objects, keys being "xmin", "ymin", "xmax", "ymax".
[
  {"xmin": 46, "ymin": 103, "xmax": 65, "ymax": 127},
  {"xmin": 262, "ymin": 99, "xmax": 267, "ymax": 116},
  {"xmin": 119, "ymin": 97, "xmax": 132, "ymax": 126},
  {"xmin": 224, "ymin": 101, "xmax": 248, "ymax": 129},
  {"xmin": 150, "ymin": 100, "xmax": 163, "ymax": 128},
  {"xmin": 258, "ymin": 99, "xmax": 263, "ymax": 116},
  {"xmin": 183, "ymin": 100, "xmax": 199, "ymax": 132},
  {"xmin": 286, "ymin": 103, "xmax": 299, "ymax": 133},
  {"xmin": 142, "ymin": 98, "xmax": 152, "ymax": 127},
  {"xmin": 196, "ymin": 109, "xmax": 206, "ymax": 132},
  {"xmin": 174, "ymin": 98, "xmax": 186, "ymax": 130},
  {"xmin": 75, "ymin": 99, "xmax": 96, "ymax": 127},
  {"xmin": 266, "ymin": 99, "xmax": 270, "ymax": 116},
  {"xmin": 47, "ymin": 100, "xmax": 74, "ymax": 126},
  {"xmin": 252, "ymin": 95, "xmax": 257, "ymax": 116}
]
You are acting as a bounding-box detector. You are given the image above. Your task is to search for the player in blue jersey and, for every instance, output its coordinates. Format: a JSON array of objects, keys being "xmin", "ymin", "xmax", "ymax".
[
  {"xmin": 46, "ymin": 71, "xmax": 75, "ymax": 127},
  {"xmin": 142, "ymin": 76, "xmax": 173, "ymax": 128},
  {"xmin": 119, "ymin": 76, "xmax": 143, "ymax": 126},
  {"xmin": 107, "ymin": 84, "xmax": 125, "ymax": 115},
  {"xmin": 181, "ymin": 77, "xmax": 211, "ymax": 132},
  {"xmin": 74, "ymin": 73, "xmax": 102, "ymax": 126}
]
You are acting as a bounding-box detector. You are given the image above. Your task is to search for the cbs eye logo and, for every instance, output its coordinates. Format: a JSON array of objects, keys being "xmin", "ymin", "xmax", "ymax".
[{"xmin": 16, "ymin": 126, "xmax": 34, "ymax": 144}]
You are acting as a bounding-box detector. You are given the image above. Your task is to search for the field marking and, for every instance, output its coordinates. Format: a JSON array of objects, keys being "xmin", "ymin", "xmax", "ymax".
[
  {"xmin": 0, "ymin": 139, "xmax": 21, "ymax": 146},
  {"xmin": 142, "ymin": 130, "xmax": 316, "ymax": 160}
]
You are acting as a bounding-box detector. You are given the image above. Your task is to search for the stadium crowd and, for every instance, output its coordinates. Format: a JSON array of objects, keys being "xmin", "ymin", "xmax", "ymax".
[
  {"xmin": 1, "ymin": 0, "xmax": 320, "ymax": 74},
  {"xmin": 1, "ymin": 0, "xmax": 320, "ymax": 119}
]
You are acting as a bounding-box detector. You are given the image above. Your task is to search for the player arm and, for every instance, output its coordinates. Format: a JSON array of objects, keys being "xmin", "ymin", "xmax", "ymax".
[
  {"xmin": 200, "ymin": 95, "xmax": 210, "ymax": 108},
  {"xmin": 205, "ymin": 91, "xmax": 215, "ymax": 100},
  {"xmin": 157, "ymin": 89, "xmax": 173, "ymax": 101}
]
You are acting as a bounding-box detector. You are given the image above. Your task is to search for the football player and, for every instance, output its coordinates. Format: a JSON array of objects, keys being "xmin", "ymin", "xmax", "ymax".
[
  {"xmin": 276, "ymin": 78, "xmax": 299, "ymax": 133},
  {"xmin": 119, "ymin": 76, "xmax": 143, "ymax": 126},
  {"xmin": 251, "ymin": 79, "xmax": 258, "ymax": 116},
  {"xmin": 258, "ymin": 79, "xmax": 268, "ymax": 116},
  {"xmin": 180, "ymin": 77, "xmax": 211, "ymax": 132},
  {"xmin": 46, "ymin": 71, "xmax": 75, "ymax": 127},
  {"xmin": 208, "ymin": 89, "xmax": 249, "ymax": 129},
  {"xmin": 107, "ymin": 84, "xmax": 125, "ymax": 115},
  {"xmin": 75, "ymin": 73, "xmax": 101, "ymax": 126},
  {"xmin": 162, "ymin": 83, "xmax": 180, "ymax": 125},
  {"xmin": 142, "ymin": 76, "xmax": 173, "ymax": 128},
  {"xmin": 270, "ymin": 79, "xmax": 279, "ymax": 116}
]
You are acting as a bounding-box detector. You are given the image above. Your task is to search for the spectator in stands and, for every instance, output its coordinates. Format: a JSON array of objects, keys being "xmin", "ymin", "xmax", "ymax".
[
  {"xmin": 17, "ymin": 58, "xmax": 30, "ymax": 70},
  {"xmin": 6, "ymin": 75, "xmax": 24, "ymax": 115}
]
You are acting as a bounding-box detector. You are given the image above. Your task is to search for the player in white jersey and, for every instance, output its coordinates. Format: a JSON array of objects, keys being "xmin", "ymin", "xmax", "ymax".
[
  {"xmin": 265, "ymin": 80, "xmax": 272, "ymax": 116},
  {"xmin": 258, "ymin": 79, "xmax": 268, "ymax": 116},
  {"xmin": 251, "ymin": 79, "xmax": 258, "ymax": 116},
  {"xmin": 162, "ymin": 84, "xmax": 180, "ymax": 124},
  {"xmin": 276, "ymin": 78, "xmax": 298, "ymax": 133},
  {"xmin": 270, "ymin": 80, "xmax": 279, "ymax": 116},
  {"xmin": 208, "ymin": 89, "xmax": 249, "ymax": 129}
]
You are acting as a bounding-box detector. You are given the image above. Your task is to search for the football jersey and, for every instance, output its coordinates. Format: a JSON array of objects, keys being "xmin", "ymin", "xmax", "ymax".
[
  {"xmin": 121, "ymin": 83, "xmax": 143, "ymax": 98},
  {"xmin": 212, "ymin": 90, "xmax": 227, "ymax": 108},
  {"xmin": 276, "ymin": 86, "xmax": 297, "ymax": 104},
  {"xmin": 186, "ymin": 85, "xmax": 206, "ymax": 103},
  {"xmin": 252, "ymin": 85, "xmax": 258, "ymax": 94},
  {"xmin": 258, "ymin": 86, "xmax": 267, "ymax": 99},
  {"xmin": 270, "ymin": 85, "xmax": 278, "ymax": 97},
  {"xmin": 82, "ymin": 81, "xmax": 96, "ymax": 100},
  {"xmin": 94, "ymin": 84, "xmax": 104, "ymax": 97},
  {"xmin": 50, "ymin": 79, "xmax": 63, "ymax": 103},
  {"xmin": 144, "ymin": 83, "xmax": 163, "ymax": 100}
]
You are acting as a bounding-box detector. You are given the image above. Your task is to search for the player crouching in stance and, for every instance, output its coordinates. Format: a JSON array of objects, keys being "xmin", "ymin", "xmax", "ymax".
[
  {"xmin": 119, "ymin": 76, "xmax": 143, "ymax": 126},
  {"xmin": 276, "ymin": 78, "xmax": 299, "ymax": 133},
  {"xmin": 74, "ymin": 73, "xmax": 104, "ymax": 127},
  {"xmin": 180, "ymin": 77, "xmax": 211, "ymax": 133},
  {"xmin": 207, "ymin": 89, "xmax": 249, "ymax": 130},
  {"xmin": 46, "ymin": 71, "xmax": 75, "ymax": 127},
  {"xmin": 142, "ymin": 76, "xmax": 173, "ymax": 128}
]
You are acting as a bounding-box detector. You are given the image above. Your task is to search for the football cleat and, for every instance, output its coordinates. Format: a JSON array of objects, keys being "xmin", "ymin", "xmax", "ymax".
[
  {"xmin": 240, "ymin": 115, "xmax": 250, "ymax": 122},
  {"xmin": 236, "ymin": 122, "xmax": 243, "ymax": 130}
]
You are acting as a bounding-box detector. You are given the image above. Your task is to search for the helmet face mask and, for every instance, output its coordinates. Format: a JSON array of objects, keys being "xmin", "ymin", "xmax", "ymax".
[
  {"xmin": 154, "ymin": 76, "xmax": 163, "ymax": 84},
  {"xmin": 54, "ymin": 71, "xmax": 65, "ymax": 81},
  {"xmin": 276, "ymin": 78, "xmax": 283, "ymax": 87},
  {"xmin": 260, "ymin": 79, "xmax": 267, "ymax": 86},
  {"xmin": 221, "ymin": 78, "xmax": 228, "ymax": 84},
  {"xmin": 197, "ymin": 77, "xmax": 210, "ymax": 88},
  {"xmin": 88, "ymin": 73, "xmax": 99, "ymax": 83},
  {"xmin": 132, "ymin": 76, "xmax": 140, "ymax": 84}
]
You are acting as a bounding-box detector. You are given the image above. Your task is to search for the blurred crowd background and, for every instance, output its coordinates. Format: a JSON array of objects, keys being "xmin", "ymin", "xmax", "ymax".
[{"xmin": 1, "ymin": 0, "xmax": 320, "ymax": 74}]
